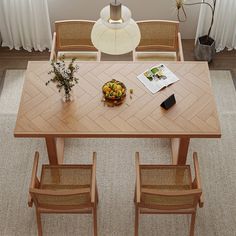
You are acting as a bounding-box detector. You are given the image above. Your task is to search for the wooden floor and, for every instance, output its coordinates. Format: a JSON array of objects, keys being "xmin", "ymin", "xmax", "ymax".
[
  {"xmin": 183, "ymin": 40, "xmax": 236, "ymax": 85},
  {"xmin": 0, "ymin": 39, "xmax": 236, "ymax": 88}
]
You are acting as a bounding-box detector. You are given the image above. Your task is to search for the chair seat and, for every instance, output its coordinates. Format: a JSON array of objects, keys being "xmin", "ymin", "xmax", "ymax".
[
  {"xmin": 58, "ymin": 51, "xmax": 99, "ymax": 61},
  {"xmin": 140, "ymin": 166, "xmax": 192, "ymax": 206},
  {"xmin": 135, "ymin": 51, "xmax": 177, "ymax": 61},
  {"xmin": 39, "ymin": 165, "xmax": 93, "ymax": 206},
  {"xmin": 40, "ymin": 165, "xmax": 92, "ymax": 189},
  {"xmin": 140, "ymin": 166, "xmax": 192, "ymax": 187}
]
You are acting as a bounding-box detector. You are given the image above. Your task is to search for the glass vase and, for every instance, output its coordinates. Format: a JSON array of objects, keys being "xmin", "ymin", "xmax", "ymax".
[{"xmin": 62, "ymin": 91, "xmax": 74, "ymax": 103}]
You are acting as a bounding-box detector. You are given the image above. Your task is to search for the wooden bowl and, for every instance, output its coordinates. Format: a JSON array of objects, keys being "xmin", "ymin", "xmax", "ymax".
[{"xmin": 102, "ymin": 79, "xmax": 126, "ymax": 106}]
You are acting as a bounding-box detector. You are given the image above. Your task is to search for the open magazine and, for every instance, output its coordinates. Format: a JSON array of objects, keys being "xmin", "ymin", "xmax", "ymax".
[{"xmin": 137, "ymin": 64, "xmax": 179, "ymax": 93}]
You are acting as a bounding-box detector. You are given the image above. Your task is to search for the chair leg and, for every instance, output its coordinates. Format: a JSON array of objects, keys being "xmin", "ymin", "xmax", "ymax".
[
  {"xmin": 135, "ymin": 205, "xmax": 139, "ymax": 236},
  {"xmin": 96, "ymin": 183, "xmax": 99, "ymax": 204},
  {"xmin": 93, "ymin": 206, "xmax": 98, "ymax": 236},
  {"xmin": 189, "ymin": 212, "xmax": 196, "ymax": 236},
  {"xmin": 134, "ymin": 185, "xmax": 136, "ymax": 203},
  {"xmin": 36, "ymin": 209, "xmax": 43, "ymax": 236}
]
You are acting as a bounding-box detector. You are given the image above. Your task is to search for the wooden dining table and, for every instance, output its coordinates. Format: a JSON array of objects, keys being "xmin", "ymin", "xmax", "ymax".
[{"xmin": 14, "ymin": 61, "xmax": 221, "ymax": 165}]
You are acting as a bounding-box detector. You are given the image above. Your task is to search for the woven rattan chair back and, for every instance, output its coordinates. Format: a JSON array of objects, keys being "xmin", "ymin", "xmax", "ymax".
[
  {"xmin": 136, "ymin": 20, "xmax": 179, "ymax": 51},
  {"xmin": 133, "ymin": 20, "xmax": 184, "ymax": 61},
  {"xmin": 55, "ymin": 20, "xmax": 97, "ymax": 52},
  {"xmin": 50, "ymin": 20, "xmax": 100, "ymax": 61}
]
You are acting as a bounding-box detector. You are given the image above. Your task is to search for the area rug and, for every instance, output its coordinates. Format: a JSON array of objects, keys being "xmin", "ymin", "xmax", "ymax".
[{"xmin": 0, "ymin": 70, "xmax": 235, "ymax": 236}]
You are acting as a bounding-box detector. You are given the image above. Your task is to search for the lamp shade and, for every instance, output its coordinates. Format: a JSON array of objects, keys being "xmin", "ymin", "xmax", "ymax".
[{"xmin": 91, "ymin": 5, "xmax": 141, "ymax": 55}]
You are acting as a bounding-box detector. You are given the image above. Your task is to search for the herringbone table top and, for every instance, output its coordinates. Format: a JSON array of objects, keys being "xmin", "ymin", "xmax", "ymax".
[{"xmin": 14, "ymin": 61, "xmax": 221, "ymax": 138}]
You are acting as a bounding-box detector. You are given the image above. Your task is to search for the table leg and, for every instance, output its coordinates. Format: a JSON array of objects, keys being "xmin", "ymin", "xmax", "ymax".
[
  {"xmin": 45, "ymin": 137, "xmax": 65, "ymax": 164},
  {"xmin": 171, "ymin": 138, "xmax": 190, "ymax": 165}
]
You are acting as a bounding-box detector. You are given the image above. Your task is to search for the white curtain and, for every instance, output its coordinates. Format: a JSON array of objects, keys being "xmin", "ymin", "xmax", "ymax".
[
  {"xmin": 196, "ymin": 0, "xmax": 236, "ymax": 52},
  {"xmin": 0, "ymin": 0, "xmax": 52, "ymax": 51}
]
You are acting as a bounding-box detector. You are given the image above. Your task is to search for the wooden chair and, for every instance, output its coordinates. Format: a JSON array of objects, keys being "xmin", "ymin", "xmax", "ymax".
[
  {"xmin": 134, "ymin": 152, "xmax": 203, "ymax": 236},
  {"xmin": 50, "ymin": 20, "xmax": 101, "ymax": 61},
  {"xmin": 28, "ymin": 151, "xmax": 98, "ymax": 236},
  {"xmin": 133, "ymin": 20, "xmax": 184, "ymax": 61}
]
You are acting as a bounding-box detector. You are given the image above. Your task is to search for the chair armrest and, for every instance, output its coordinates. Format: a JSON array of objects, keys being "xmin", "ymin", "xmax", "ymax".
[
  {"xmin": 28, "ymin": 151, "xmax": 40, "ymax": 207},
  {"xmin": 178, "ymin": 32, "xmax": 184, "ymax": 61},
  {"xmin": 50, "ymin": 32, "xmax": 57, "ymax": 61},
  {"xmin": 193, "ymin": 152, "xmax": 204, "ymax": 207},
  {"xmin": 135, "ymin": 152, "xmax": 141, "ymax": 203},
  {"xmin": 91, "ymin": 152, "xmax": 97, "ymax": 203}
]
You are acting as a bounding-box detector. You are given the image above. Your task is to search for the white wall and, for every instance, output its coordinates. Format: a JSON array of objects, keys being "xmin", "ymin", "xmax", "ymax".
[{"xmin": 47, "ymin": 0, "xmax": 200, "ymax": 39}]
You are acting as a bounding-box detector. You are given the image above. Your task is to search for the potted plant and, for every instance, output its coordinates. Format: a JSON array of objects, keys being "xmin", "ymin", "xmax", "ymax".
[
  {"xmin": 46, "ymin": 57, "xmax": 79, "ymax": 102},
  {"xmin": 176, "ymin": 0, "xmax": 217, "ymax": 62}
]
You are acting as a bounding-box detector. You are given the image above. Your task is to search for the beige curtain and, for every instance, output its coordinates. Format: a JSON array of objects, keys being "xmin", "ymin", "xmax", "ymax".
[{"xmin": 0, "ymin": 0, "xmax": 52, "ymax": 51}]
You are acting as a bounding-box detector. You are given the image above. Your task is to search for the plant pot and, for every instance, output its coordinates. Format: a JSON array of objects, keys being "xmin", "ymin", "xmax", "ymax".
[{"xmin": 194, "ymin": 35, "xmax": 216, "ymax": 62}]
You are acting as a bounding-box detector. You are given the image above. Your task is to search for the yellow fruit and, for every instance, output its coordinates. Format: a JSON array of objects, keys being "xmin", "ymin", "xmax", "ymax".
[
  {"xmin": 103, "ymin": 80, "xmax": 126, "ymax": 101},
  {"xmin": 103, "ymin": 85, "xmax": 109, "ymax": 92}
]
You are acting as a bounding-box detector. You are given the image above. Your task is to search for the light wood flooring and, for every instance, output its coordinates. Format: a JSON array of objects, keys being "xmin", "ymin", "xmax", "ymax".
[{"xmin": 0, "ymin": 39, "xmax": 236, "ymax": 89}]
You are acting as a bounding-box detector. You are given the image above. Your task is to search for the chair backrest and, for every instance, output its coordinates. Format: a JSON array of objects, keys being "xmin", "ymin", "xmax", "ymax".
[
  {"xmin": 30, "ymin": 188, "xmax": 91, "ymax": 210},
  {"xmin": 55, "ymin": 20, "xmax": 97, "ymax": 52},
  {"xmin": 140, "ymin": 188, "xmax": 202, "ymax": 211},
  {"xmin": 30, "ymin": 165, "xmax": 93, "ymax": 210},
  {"xmin": 136, "ymin": 20, "xmax": 179, "ymax": 52}
]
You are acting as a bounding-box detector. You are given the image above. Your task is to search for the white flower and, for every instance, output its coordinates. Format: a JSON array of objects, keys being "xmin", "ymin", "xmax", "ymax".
[
  {"xmin": 59, "ymin": 68, "xmax": 65, "ymax": 74},
  {"xmin": 60, "ymin": 71, "xmax": 66, "ymax": 77},
  {"xmin": 58, "ymin": 61, "xmax": 64, "ymax": 66}
]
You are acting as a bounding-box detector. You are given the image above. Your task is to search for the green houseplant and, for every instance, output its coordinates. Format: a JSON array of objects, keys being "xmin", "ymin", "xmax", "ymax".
[
  {"xmin": 46, "ymin": 57, "xmax": 79, "ymax": 102},
  {"xmin": 176, "ymin": 0, "xmax": 217, "ymax": 62}
]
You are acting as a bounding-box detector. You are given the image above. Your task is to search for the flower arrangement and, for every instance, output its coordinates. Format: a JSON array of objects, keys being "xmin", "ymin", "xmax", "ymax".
[{"xmin": 46, "ymin": 57, "xmax": 79, "ymax": 102}]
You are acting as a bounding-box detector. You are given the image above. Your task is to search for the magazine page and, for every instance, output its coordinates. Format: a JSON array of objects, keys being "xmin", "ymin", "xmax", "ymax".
[{"xmin": 137, "ymin": 64, "xmax": 179, "ymax": 94}]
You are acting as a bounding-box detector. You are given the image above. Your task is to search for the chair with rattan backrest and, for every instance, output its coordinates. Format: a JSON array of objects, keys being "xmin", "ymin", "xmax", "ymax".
[
  {"xmin": 134, "ymin": 152, "xmax": 203, "ymax": 236},
  {"xmin": 28, "ymin": 151, "xmax": 98, "ymax": 236},
  {"xmin": 50, "ymin": 20, "xmax": 100, "ymax": 61},
  {"xmin": 133, "ymin": 20, "xmax": 184, "ymax": 61}
]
